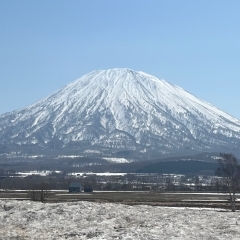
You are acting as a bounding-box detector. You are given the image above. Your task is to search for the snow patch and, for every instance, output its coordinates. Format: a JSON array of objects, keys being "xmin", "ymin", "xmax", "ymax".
[
  {"xmin": 103, "ymin": 157, "xmax": 130, "ymax": 163},
  {"xmin": 0, "ymin": 200, "xmax": 240, "ymax": 239}
]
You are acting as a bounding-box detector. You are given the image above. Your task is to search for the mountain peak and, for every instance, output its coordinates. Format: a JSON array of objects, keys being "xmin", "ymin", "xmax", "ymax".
[{"xmin": 0, "ymin": 68, "xmax": 240, "ymax": 158}]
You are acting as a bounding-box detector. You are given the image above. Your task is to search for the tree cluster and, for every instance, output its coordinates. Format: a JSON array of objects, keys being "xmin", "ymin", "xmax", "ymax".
[{"xmin": 216, "ymin": 153, "xmax": 240, "ymax": 211}]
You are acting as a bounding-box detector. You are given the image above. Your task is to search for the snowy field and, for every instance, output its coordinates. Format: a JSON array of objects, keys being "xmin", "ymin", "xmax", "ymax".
[{"xmin": 1, "ymin": 200, "xmax": 240, "ymax": 239}]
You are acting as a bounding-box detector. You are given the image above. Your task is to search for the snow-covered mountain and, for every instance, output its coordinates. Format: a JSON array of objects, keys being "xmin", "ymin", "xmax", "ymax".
[{"xmin": 1, "ymin": 68, "xmax": 240, "ymax": 158}]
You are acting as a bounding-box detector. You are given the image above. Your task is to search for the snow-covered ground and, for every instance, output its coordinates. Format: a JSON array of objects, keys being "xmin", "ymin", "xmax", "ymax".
[
  {"xmin": 16, "ymin": 170, "xmax": 62, "ymax": 177},
  {"xmin": 103, "ymin": 157, "xmax": 131, "ymax": 163},
  {"xmin": 68, "ymin": 172, "xmax": 127, "ymax": 177},
  {"xmin": 1, "ymin": 200, "xmax": 240, "ymax": 239}
]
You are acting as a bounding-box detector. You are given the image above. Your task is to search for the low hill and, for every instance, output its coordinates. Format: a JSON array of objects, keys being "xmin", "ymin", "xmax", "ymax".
[{"xmin": 136, "ymin": 160, "xmax": 218, "ymax": 174}]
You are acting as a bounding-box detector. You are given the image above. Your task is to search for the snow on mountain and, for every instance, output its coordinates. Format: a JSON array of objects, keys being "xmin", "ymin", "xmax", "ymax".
[{"xmin": 0, "ymin": 68, "xmax": 240, "ymax": 157}]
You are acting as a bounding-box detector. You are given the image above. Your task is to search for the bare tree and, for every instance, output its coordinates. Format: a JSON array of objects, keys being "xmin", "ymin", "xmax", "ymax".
[
  {"xmin": 28, "ymin": 182, "xmax": 50, "ymax": 203},
  {"xmin": 39, "ymin": 182, "xmax": 50, "ymax": 203},
  {"xmin": 28, "ymin": 187, "xmax": 39, "ymax": 201},
  {"xmin": 216, "ymin": 153, "xmax": 240, "ymax": 211}
]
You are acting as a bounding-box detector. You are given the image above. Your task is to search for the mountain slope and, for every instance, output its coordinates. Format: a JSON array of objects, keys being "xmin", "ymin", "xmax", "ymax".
[{"xmin": 0, "ymin": 68, "xmax": 240, "ymax": 157}]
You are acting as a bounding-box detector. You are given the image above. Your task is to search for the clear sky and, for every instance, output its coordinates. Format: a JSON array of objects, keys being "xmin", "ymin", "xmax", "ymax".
[{"xmin": 1, "ymin": 1, "xmax": 240, "ymax": 118}]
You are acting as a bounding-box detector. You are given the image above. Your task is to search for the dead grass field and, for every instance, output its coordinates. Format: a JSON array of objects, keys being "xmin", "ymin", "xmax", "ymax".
[{"xmin": 1, "ymin": 190, "xmax": 239, "ymax": 209}]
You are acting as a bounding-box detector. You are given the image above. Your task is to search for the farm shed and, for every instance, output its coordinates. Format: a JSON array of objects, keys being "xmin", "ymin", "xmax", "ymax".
[{"xmin": 69, "ymin": 182, "xmax": 82, "ymax": 193}]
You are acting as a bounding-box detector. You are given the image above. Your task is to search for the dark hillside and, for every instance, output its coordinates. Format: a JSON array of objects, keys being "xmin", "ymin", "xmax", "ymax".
[{"xmin": 136, "ymin": 160, "xmax": 218, "ymax": 174}]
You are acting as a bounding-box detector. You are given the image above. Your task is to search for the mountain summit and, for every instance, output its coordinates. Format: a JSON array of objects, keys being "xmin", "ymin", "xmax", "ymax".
[{"xmin": 1, "ymin": 68, "xmax": 240, "ymax": 158}]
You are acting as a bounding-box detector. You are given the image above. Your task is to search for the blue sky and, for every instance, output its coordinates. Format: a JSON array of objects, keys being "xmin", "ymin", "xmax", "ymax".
[{"xmin": 1, "ymin": 1, "xmax": 240, "ymax": 118}]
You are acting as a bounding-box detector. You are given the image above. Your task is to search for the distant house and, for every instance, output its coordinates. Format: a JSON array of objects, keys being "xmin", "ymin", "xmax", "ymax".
[{"xmin": 69, "ymin": 182, "xmax": 82, "ymax": 193}]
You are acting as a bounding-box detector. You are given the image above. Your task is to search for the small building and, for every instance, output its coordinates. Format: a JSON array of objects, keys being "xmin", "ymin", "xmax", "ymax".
[{"xmin": 69, "ymin": 182, "xmax": 82, "ymax": 193}]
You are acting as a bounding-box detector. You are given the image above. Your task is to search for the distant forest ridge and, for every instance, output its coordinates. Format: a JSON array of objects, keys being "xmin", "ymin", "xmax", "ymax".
[{"xmin": 137, "ymin": 160, "xmax": 218, "ymax": 174}]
